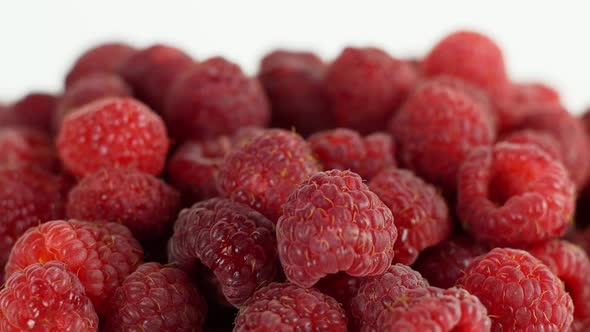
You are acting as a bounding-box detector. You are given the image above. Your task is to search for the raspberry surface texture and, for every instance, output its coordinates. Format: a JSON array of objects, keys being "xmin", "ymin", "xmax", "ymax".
[
  {"xmin": 258, "ymin": 50, "xmax": 332, "ymax": 136},
  {"xmin": 277, "ymin": 169, "xmax": 397, "ymax": 287},
  {"xmin": 0, "ymin": 261, "xmax": 98, "ymax": 332},
  {"xmin": 389, "ymin": 78, "xmax": 495, "ymax": 192},
  {"xmin": 4, "ymin": 92, "xmax": 58, "ymax": 133},
  {"xmin": 457, "ymin": 142, "xmax": 575, "ymax": 246},
  {"xmin": 500, "ymin": 129, "xmax": 562, "ymax": 163},
  {"xmin": 103, "ymin": 263, "xmax": 207, "ymax": 332},
  {"xmin": 165, "ymin": 57, "xmax": 270, "ymax": 141},
  {"xmin": 66, "ymin": 168, "xmax": 181, "ymax": 242},
  {"xmin": 324, "ymin": 47, "xmax": 418, "ymax": 133},
  {"xmin": 57, "ymin": 97, "xmax": 169, "ymax": 177},
  {"xmin": 457, "ymin": 248, "xmax": 574, "ymax": 331},
  {"xmin": 168, "ymin": 198, "xmax": 278, "ymax": 307},
  {"xmin": 308, "ymin": 128, "xmax": 396, "ymax": 180},
  {"xmin": 0, "ymin": 127, "xmax": 56, "ymax": 170},
  {"xmin": 5, "ymin": 219, "xmax": 143, "ymax": 315},
  {"xmin": 233, "ymin": 282, "xmax": 347, "ymax": 332},
  {"xmin": 368, "ymin": 168, "xmax": 452, "ymax": 265},
  {"xmin": 217, "ymin": 128, "xmax": 319, "ymax": 222}
]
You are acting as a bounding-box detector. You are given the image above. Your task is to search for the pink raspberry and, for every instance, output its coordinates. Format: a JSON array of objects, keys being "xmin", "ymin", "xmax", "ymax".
[{"xmin": 0, "ymin": 127, "xmax": 57, "ymax": 170}]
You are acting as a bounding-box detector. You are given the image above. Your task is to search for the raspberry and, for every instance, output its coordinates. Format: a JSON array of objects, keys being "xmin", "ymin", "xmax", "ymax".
[
  {"xmin": 422, "ymin": 30, "xmax": 509, "ymax": 94},
  {"xmin": 4, "ymin": 92, "xmax": 58, "ymax": 133},
  {"xmin": 368, "ymin": 168, "xmax": 452, "ymax": 265},
  {"xmin": 308, "ymin": 128, "xmax": 396, "ymax": 180},
  {"xmin": 514, "ymin": 106, "xmax": 590, "ymax": 189},
  {"xmin": 66, "ymin": 168, "xmax": 181, "ymax": 242},
  {"xmin": 389, "ymin": 78, "xmax": 495, "ymax": 192},
  {"xmin": 103, "ymin": 263, "xmax": 207, "ymax": 332},
  {"xmin": 119, "ymin": 44, "xmax": 194, "ymax": 113},
  {"xmin": 54, "ymin": 73, "xmax": 133, "ymax": 129},
  {"xmin": 500, "ymin": 129, "xmax": 562, "ymax": 162},
  {"xmin": 324, "ymin": 47, "xmax": 418, "ymax": 133},
  {"xmin": 0, "ymin": 261, "xmax": 98, "ymax": 332},
  {"xmin": 217, "ymin": 129, "xmax": 319, "ymax": 222},
  {"xmin": 457, "ymin": 142, "xmax": 575, "ymax": 247},
  {"xmin": 0, "ymin": 127, "xmax": 57, "ymax": 170},
  {"xmin": 65, "ymin": 42, "xmax": 137, "ymax": 88},
  {"xmin": 233, "ymin": 282, "xmax": 347, "ymax": 331},
  {"xmin": 457, "ymin": 248, "xmax": 574, "ymax": 331},
  {"xmin": 165, "ymin": 57, "xmax": 270, "ymax": 142},
  {"xmin": 168, "ymin": 198, "xmax": 278, "ymax": 307},
  {"xmin": 277, "ymin": 169, "xmax": 397, "ymax": 287},
  {"xmin": 0, "ymin": 166, "xmax": 67, "ymax": 279},
  {"xmin": 529, "ymin": 240, "xmax": 590, "ymax": 328},
  {"xmin": 567, "ymin": 227, "xmax": 590, "ymax": 255},
  {"xmin": 57, "ymin": 97, "xmax": 170, "ymax": 177},
  {"xmin": 314, "ymin": 272, "xmax": 362, "ymax": 319},
  {"xmin": 5, "ymin": 219, "xmax": 143, "ymax": 315},
  {"xmin": 258, "ymin": 50, "xmax": 332, "ymax": 136},
  {"xmin": 167, "ymin": 136, "xmax": 232, "ymax": 205},
  {"xmin": 413, "ymin": 235, "xmax": 488, "ymax": 288}
]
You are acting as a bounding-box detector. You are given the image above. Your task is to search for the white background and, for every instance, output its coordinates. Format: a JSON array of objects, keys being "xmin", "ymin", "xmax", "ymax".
[{"xmin": 1, "ymin": 1, "xmax": 589, "ymax": 113}]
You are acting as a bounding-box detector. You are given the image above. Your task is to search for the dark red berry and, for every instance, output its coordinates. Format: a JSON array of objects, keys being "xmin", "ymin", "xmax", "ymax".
[{"xmin": 4, "ymin": 92, "xmax": 58, "ymax": 133}]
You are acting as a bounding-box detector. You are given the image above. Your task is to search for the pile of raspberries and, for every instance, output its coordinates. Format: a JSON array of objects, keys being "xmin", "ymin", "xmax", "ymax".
[{"xmin": 3, "ymin": 30, "xmax": 590, "ymax": 332}]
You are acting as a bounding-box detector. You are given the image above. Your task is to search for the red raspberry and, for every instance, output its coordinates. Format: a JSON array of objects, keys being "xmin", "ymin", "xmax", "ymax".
[
  {"xmin": 0, "ymin": 127, "xmax": 57, "ymax": 170},
  {"xmin": 54, "ymin": 73, "xmax": 133, "ymax": 130},
  {"xmin": 529, "ymin": 240, "xmax": 590, "ymax": 328},
  {"xmin": 119, "ymin": 44, "xmax": 194, "ymax": 113},
  {"xmin": 66, "ymin": 168, "xmax": 181, "ymax": 242},
  {"xmin": 277, "ymin": 169, "xmax": 397, "ymax": 288},
  {"xmin": 308, "ymin": 128, "xmax": 396, "ymax": 180},
  {"xmin": 165, "ymin": 57, "xmax": 270, "ymax": 142},
  {"xmin": 168, "ymin": 198, "xmax": 278, "ymax": 307},
  {"xmin": 0, "ymin": 166, "xmax": 67, "ymax": 279},
  {"xmin": 413, "ymin": 235, "xmax": 488, "ymax": 288},
  {"xmin": 567, "ymin": 227, "xmax": 590, "ymax": 256},
  {"xmin": 57, "ymin": 97, "xmax": 170, "ymax": 177},
  {"xmin": 500, "ymin": 129, "xmax": 562, "ymax": 162},
  {"xmin": 65, "ymin": 42, "xmax": 137, "ymax": 88},
  {"xmin": 4, "ymin": 93, "xmax": 58, "ymax": 133},
  {"xmin": 217, "ymin": 129, "xmax": 319, "ymax": 222},
  {"xmin": 422, "ymin": 30, "xmax": 509, "ymax": 94},
  {"xmin": 0, "ymin": 261, "xmax": 98, "ymax": 332},
  {"xmin": 5, "ymin": 219, "xmax": 143, "ymax": 315},
  {"xmin": 457, "ymin": 248, "xmax": 574, "ymax": 331},
  {"xmin": 167, "ymin": 136, "xmax": 232, "ymax": 205},
  {"xmin": 315, "ymin": 272, "xmax": 362, "ymax": 319},
  {"xmin": 258, "ymin": 50, "xmax": 332, "ymax": 136},
  {"xmin": 103, "ymin": 263, "xmax": 207, "ymax": 332},
  {"xmin": 233, "ymin": 282, "xmax": 347, "ymax": 331},
  {"xmin": 458, "ymin": 142, "xmax": 575, "ymax": 247},
  {"xmin": 368, "ymin": 168, "xmax": 452, "ymax": 265},
  {"xmin": 514, "ymin": 106, "xmax": 590, "ymax": 189},
  {"xmin": 389, "ymin": 78, "xmax": 495, "ymax": 192},
  {"xmin": 324, "ymin": 47, "xmax": 418, "ymax": 133}
]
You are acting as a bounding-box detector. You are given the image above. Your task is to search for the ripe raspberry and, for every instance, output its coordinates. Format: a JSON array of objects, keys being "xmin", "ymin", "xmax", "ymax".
[
  {"xmin": 57, "ymin": 97, "xmax": 170, "ymax": 177},
  {"xmin": 458, "ymin": 142, "xmax": 574, "ymax": 247},
  {"xmin": 324, "ymin": 47, "xmax": 418, "ymax": 133},
  {"xmin": 5, "ymin": 219, "xmax": 143, "ymax": 315},
  {"xmin": 315, "ymin": 272, "xmax": 362, "ymax": 319},
  {"xmin": 233, "ymin": 282, "xmax": 347, "ymax": 331},
  {"xmin": 413, "ymin": 235, "xmax": 488, "ymax": 288},
  {"xmin": 529, "ymin": 240, "xmax": 590, "ymax": 327},
  {"xmin": 217, "ymin": 129, "xmax": 319, "ymax": 222},
  {"xmin": 54, "ymin": 73, "xmax": 133, "ymax": 129},
  {"xmin": 65, "ymin": 42, "xmax": 137, "ymax": 88},
  {"xmin": 277, "ymin": 169, "xmax": 397, "ymax": 287},
  {"xmin": 66, "ymin": 168, "xmax": 181, "ymax": 242},
  {"xmin": 4, "ymin": 92, "xmax": 58, "ymax": 133},
  {"xmin": 0, "ymin": 166, "xmax": 67, "ymax": 279},
  {"xmin": 0, "ymin": 261, "xmax": 98, "ymax": 332},
  {"xmin": 389, "ymin": 78, "xmax": 495, "ymax": 192},
  {"xmin": 422, "ymin": 30, "xmax": 509, "ymax": 94},
  {"xmin": 167, "ymin": 136, "xmax": 232, "ymax": 205},
  {"xmin": 0, "ymin": 127, "xmax": 57, "ymax": 170},
  {"xmin": 368, "ymin": 168, "xmax": 452, "ymax": 265},
  {"xmin": 457, "ymin": 248, "xmax": 574, "ymax": 331},
  {"xmin": 514, "ymin": 106, "xmax": 590, "ymax": 189},
  {"xmin": 165, "ymin": 57, "xmax": 270, "ymax": 142},
  {"xmin": 119, "ymin": 44, "xmax": 194, "ymax": 112},
  {"xmin": 258, "ymin": 50, "xmax": 332, "ymax": 135},
  {"xmin": 500, "ymin": 129, "xmax": 562, "ymax": 162},
  {"xmin": 308, "ymin": 128, "xmax": 396, "ymax": 180},
  {"xmin": 168, "ymin": 198, "xmax": 278, "ymax": 307},
  {"xmin": 103, "ymin": 263, "xmax": 207, "ymax": 332}
]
